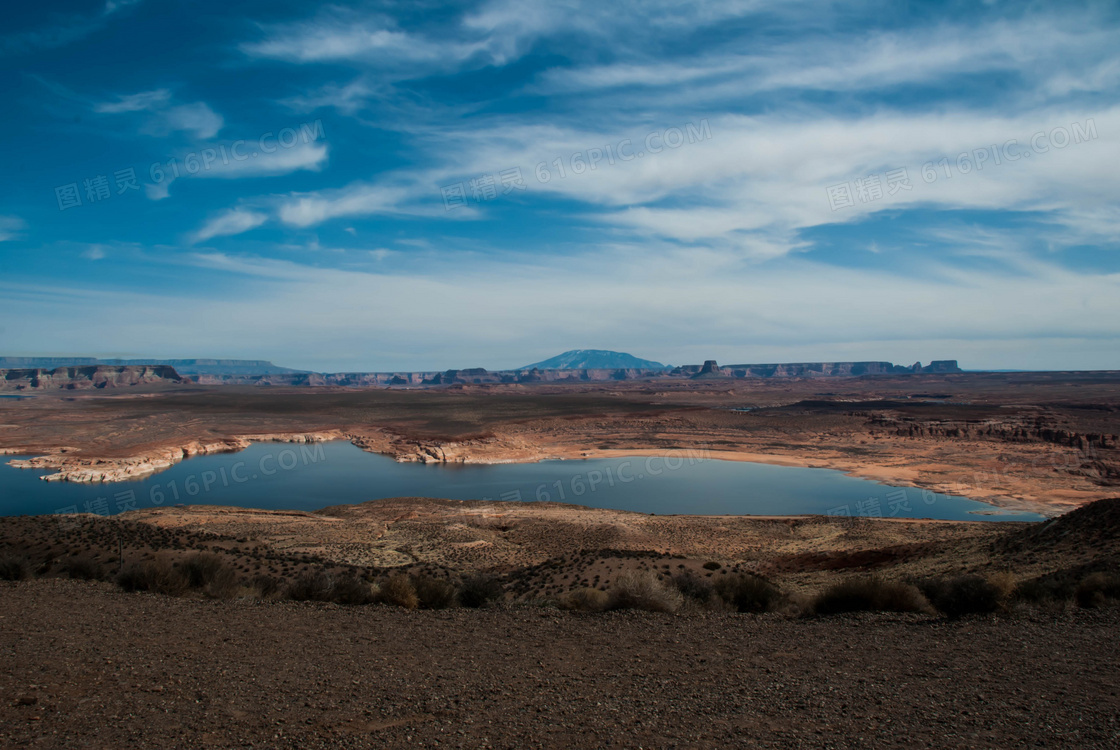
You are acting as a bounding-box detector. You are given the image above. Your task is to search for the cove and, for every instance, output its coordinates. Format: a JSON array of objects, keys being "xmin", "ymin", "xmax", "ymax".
[{"xmin": 0, "ymin": 441, "xmax": 1044, "ymax": 521}]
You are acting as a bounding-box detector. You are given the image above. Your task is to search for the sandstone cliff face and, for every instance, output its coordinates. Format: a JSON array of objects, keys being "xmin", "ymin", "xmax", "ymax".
[
  {"xmin": 3, "ymin": 360, "xmax": 963, "ymax": 390},
  {"xmin": 194, "ymin": 361, "xmax": 961, "ymax": 387},
  {"xmin": 0, "ymin": 366, "xmax": 184, "ymax": 391},
  {"xmin": 674, "ymin": 360, "xmax": 962, "ymax": 378}
]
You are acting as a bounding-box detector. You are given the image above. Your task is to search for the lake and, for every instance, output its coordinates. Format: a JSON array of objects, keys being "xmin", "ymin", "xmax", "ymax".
[{"xmin": 0, "ymin": 441, "xmax": 1044, "ymax": 521}]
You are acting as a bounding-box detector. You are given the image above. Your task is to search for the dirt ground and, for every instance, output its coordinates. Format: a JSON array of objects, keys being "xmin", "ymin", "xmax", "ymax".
[{"xmin": 1, "ymin": 578, "xmax": 1117, "ymax": 749}]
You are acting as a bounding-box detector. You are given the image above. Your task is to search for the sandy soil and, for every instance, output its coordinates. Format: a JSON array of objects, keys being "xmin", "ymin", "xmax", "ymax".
[{"xmin": 2, "ymin": 578, "xmax": 1118, "ymax": 749}]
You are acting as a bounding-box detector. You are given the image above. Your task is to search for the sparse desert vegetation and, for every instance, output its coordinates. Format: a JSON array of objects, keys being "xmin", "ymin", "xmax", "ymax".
[{"xmin": 3, "ymin": 497, "xmax": 1119, "ymax": 620}]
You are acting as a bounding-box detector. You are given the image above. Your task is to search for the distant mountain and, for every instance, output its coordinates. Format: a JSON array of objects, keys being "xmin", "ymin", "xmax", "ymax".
[
  {"xmin": 519, "ymin": 349, "xmax": 670, "ymax": 370},
  {"xmin": 0, "ymin": 357, "xmax": 306, "ymax": 377}
]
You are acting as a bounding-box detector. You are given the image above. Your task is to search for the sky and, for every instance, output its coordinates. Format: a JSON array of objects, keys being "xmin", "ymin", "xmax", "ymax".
[{"xmin": 1, "ymin": 0, "xmax": 1118, "ymax": 373}]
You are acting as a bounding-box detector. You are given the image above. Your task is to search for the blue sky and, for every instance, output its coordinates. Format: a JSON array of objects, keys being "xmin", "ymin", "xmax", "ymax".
[{"xmin": 1, "ymin": 0, "xmax": 1118, "ymax": 372}]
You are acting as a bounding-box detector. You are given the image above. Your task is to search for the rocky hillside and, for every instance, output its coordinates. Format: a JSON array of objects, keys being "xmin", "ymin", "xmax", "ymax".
[
  {"xmin": 192, "ymin": 359, "xmax": 963, "ymax": 386},
  {"xmin": 0, "ymin": 366, "xmax": 185, "ymax": 391},
  {"xmin": 673, "ymin": 360, "xmax": 962, "ymax": 378},
  {"xmin": 0, "ymin": 358, "xmax": 302, "ymax": 377}
]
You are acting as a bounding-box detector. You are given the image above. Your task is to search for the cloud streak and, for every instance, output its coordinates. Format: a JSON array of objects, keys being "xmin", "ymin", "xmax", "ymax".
[
  {"xmin": 2, "ymin": 247, "xmax": 1118, "ymax": 371},
  {"xmin": 96, "ymin": 89, "xmax": 224, "ymax": 139},
  {"xmin": 190, "ymin": 209, "xmax": 268, "ymax": 243}
]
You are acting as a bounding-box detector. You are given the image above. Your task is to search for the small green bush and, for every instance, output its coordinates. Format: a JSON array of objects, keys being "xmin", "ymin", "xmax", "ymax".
[
  {"xmin": 414, "ymin": 575, "xmax": 458, "ymax": 609},
  {"xmin": 458, "ymin": 574, "xmax": 503, "ymax": 608},
  {"xmin": 702, "ymin": 561, "xmax": 722, "ymax": 571},
  {"xmin": 608, "ymin": 571, "xmax": 683, "ymax": 613},
  {"xmin": 813, "ymin": 577, "xmax": 931, "ymax": 616},
  {"xmin": 714, "ymin": 573, "xmax": 785, "ymax": 613}
]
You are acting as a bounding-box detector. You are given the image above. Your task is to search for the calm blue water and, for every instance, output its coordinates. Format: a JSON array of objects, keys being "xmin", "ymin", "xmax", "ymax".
[{"xmin": 0, "ymin": 441, "xmax": 1044, "ymax": 521}]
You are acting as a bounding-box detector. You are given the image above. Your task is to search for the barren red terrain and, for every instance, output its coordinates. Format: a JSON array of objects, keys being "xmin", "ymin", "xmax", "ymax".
[{"xmin": 3, "ymin": 373, "xmax": 1120, "ymax": 748}]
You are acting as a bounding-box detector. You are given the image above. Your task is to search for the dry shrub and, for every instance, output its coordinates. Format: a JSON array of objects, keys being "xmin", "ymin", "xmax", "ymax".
[
  {"xmin": 116, "ymin": 559, "xmax": 187, "ymax": 596},
  {"xmin": 181, "ymin": 553, "xmax": 238, "ymax": 598},
  {"xmin": 414, "ymin": 575, "xmax": 458, "ymax": 609},
  {"xmin": 62, "ymin": 556, "xmax": 104, "ymax": 581},
  {"xmin": 293, "ymin": 570, "xmax": 377, "ymax": 604},
  {"xmin": 378, "ymin": 573, "xmax": 419, "ymax": 609},
  {"xmin": 330, "ymin": 574, "xmax": 377, "ymax": 605},
  {"xmin": 713, "ymin": 573, "xmax": 785, "ymax": 613},
  {"xmin": 608, "ymin": 571, "xmax": 683, "ymax": 613},
  {"xmin": 919, "ymin": 575, "xmax": 1003, "ymax": 619},
  {"xmin": 0, "ymin": 555, "xmax": 32, "ymax": 581},
  {"xmin": 987, "ymin": 571, "xmax": 1018, "ymax": 604},
  {"xmin": 1076, "ymin": 572, "xmax": 1120, "ymax": 608},
  {"xmin": 813, "ymin": 577, "xmax": 931, "ymax": 616},
  {"xmin": 1014, "ymin": 575, "xmax": 1074, "ymax": 605},
  {"xmin": 557, "ymin": 586, "xmax": 609, "ymax": 612},
  {"xmin": 250, "ymin": 574, "xmax": 282, "ymax": 598},
  {"xmin": 458, "ymin": 574, "xmax": 503, "ymax": 608},
  {"xmin": 702, "ymin": 561, "xmax": 722, "ymax": 571},
  {"xmin": 671, "ymin": 571, "xmax": 715, "ymax": 603},
  {"xmin": 287, "ymin": 570, "xmax": 337, "ymax": 602}
]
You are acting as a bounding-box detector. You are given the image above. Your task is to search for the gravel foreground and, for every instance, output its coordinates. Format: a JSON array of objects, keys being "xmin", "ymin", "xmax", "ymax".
[{"xmin": 1, "ymin": 580, "xmax": 1118, "ymax": 749}]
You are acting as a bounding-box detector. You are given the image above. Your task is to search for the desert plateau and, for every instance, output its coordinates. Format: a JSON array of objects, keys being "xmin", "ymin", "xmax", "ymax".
[
  {"xmin": 3, "ymin": 368, "xmax": 1120, "ymax": 748},
  {"xmin": 5, "ymin": 0, "xmax": 1120, "ymax": 746}
]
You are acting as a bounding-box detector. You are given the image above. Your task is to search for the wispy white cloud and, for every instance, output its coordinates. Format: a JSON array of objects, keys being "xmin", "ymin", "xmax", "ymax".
[
  {"xmin": 275, "ymin": 175, "xmax": 456, "ymax": 227},
  {"xmin": 242, "ymin": 0, "xmax": 820, "ymax": 76},
  {"xmin": 535, "ymin": 12, "xmax": 1120, "ymax": 105},
  {"xmin": 0, "ymin": 215, "xmax": 26, "ymax": 242},
  {"xmin": 193, "ymin": 140, "xmax": 328, "ymax": 179},
  {"xmin": 94, "ymin": 88, "xmax": 171, "ymax": 113},
  {"xmin": 242, "ymin": 12, "xmax": 486, "ymax": 68},
  {"xmin": 282, "ymin": 79, "xmax": 381, "ymax": 115},
  {"xmin": 145, "ymin": 176, "xmax": 174, "ymax": 201},
  {"xmin": 144, "ymin": 102, "xmax": 223, "ymax": 139},
  {"xmin": 243, "ymin": 105, "xmax": 1116, "ymax": 265},
  {"xmin": 190, "ymin": 209, "xmax": 268, "ymax": 244},
  {"xmin": 95, "ymin": 90, "xmax": 223, "ymax": 139},
  {"xmin": 2, "ymin": 246, "xmax": 1118, "ymax": 371}
]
